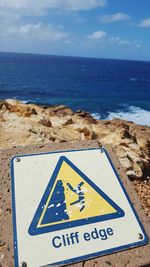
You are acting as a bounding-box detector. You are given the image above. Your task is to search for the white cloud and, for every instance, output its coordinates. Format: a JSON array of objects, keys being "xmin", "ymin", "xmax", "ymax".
[
  {"xmin": 110, "ymin": 36, "xmax": 121, "ymax": 43},
  {"xmin": 87, "ymin": 30, "xmax": 107, "ymax": 40},
  {"xmin": 135, "ymin": 42, "xmax": 141, "ymax": 48},
  {"xmin": 110, "ymin": 37, "xmax": 131, "ymax": 45},
  {"xmin": 110, "ymin": 36, "xmax": 141, "ymax": 48},
  {"xmin": 19, "ymin": 23, "xmax": 42, "ymax": 34},
  {"xmin": 139, "ymin": 18, "xmax": 150, "ymax": 28},
  {"xmin": 1, "ymin": 23, "xmax": 70, "ymax": 42},
  {"xmin": 0, "ymin": 9, "xmax": 20, "ymax": 19},
  {"xmin": 119, "ymin": 40, "xmax": 131, "ymax": 45},
  {"xmin": 62, "ymin": 0, "xmax": 107, "ymax": 11},
  {"xmin": 0, "ymin": 0, "xmax": 107, "ymax": 52},
  {"xmin": 0, "ymin": 0, "xmax": 107, "ymax": 17},
  {"xmin": 99, "ymin": 12, "xmax": 130, "ymax": 23},
  {"xmin": 86, "ymin": 31, "xmax": 141, "ymax": 49}
]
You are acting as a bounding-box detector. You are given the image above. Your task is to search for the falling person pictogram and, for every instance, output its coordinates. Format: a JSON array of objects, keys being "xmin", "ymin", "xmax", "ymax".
[
  {"xmin": 28, "ymin": 156, "xmax": 124, "ymax": 235},
  {"xmin": 67, "ymin": 182, "xmax": 85, "ymax": 211}
]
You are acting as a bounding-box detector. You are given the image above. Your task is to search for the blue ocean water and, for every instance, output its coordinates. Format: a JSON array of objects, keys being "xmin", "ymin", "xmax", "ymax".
[{"xmin": 0, "ymin": 52, "xmax": 150, "ymax": 126}]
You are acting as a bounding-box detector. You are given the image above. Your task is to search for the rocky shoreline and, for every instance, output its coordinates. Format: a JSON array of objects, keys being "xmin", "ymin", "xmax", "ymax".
[{"xmin": 0, "ymin": 99, "xmax": 150, "ymax": 218}]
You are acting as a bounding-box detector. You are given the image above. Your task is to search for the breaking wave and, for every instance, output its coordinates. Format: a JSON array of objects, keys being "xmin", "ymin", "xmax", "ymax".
[{"xmin": 92, "ymin": 106, "xmax": 150, "ymax": 127}]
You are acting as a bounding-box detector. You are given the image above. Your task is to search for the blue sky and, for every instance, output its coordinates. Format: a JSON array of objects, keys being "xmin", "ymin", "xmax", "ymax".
[{"xmin": 0, "ymin": 0, "xmax": 150, "ymax": 60}]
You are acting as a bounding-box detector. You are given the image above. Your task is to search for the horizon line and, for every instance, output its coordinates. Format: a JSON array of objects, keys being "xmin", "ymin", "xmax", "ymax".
[{"xmin": 0, "ymin": 50, "xmax": 150, "ymax": 64}]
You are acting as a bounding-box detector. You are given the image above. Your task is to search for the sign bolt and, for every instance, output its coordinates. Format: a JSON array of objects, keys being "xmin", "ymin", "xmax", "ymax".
[
  {"xmin": 15, "ymin": 157, "xmax": 20, "ymax": 162},
  {"xmin": 21, "ymin": 262, "xmax": 27, "ymax": 267},
  {"xmin": 138, "ymin": 233, "xmax": 143, "ymax": 240}
]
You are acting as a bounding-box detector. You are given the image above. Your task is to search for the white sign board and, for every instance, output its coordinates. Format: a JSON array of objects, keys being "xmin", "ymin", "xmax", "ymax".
[{"xmin": 11, "ymin": 148, "xmax": 148, "ymax": 267}]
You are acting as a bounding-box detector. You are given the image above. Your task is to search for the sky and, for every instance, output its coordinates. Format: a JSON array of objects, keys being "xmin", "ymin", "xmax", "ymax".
[{"xmin": 0, "ymin": 0, "xmax": 150, "ymax": 61}]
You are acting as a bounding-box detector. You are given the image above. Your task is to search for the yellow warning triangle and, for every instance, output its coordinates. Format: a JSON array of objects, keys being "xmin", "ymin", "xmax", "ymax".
[{"xmin": 29, "ymin": 156, "xmax": 124, "ymax": 235}]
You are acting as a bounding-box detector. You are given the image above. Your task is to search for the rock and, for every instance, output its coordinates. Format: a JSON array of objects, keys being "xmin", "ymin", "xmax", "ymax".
[
  {"xmin": 63, "ymin": 118, "xmax": 73, "ymax": 125},
  {"xmin": 50, "ymin": 116, "xmax": 73, "ymax": 127},
  {"xmin": 0, "ymin": 99, "xmax": 150, "ymax": 182},
  {"xmin": 40, "ymin": 118, "xmax": 52, "ymax": 127},
  {"xmin": 146, "ymin": 199, "xmax": 150, "ymax": 207},
  {"xmin": 76, "ymin": 110, "xmax": 97, "ymax": 124},
  {"xmin": 11, "ymin": 106, "xmax": 37, "ymax": 117},
  {"xmin": 0, "ymin": 240, "xmax": 6, "ymax": 247},
  {"xmin": 46, "ymin": 105, "xmax": 73, "ymax": 116},
  {"xmin": 119, "ymin": 157, "xmax": 132, "ymax": 171},
  {"xmin": 77, "ymin": 127, "xmax": 92, "ymax": 140},
  {"xmin": 4, "ymin": 99, "xmax": 37, "ymax": 117},
  {"xmin": 91, "ymin": 131, "xmax": 97, "ymax": 139},
  {"xmin": 0, "ymin": 99, "xmax": 150, "ymax": 217},
  {"xmin": 5, "ymin": 99, "xmax": 20, "ymax": 106},
  {"xmin": 0, "ymin": 113, "xmax": 5, "ymax": 122}
]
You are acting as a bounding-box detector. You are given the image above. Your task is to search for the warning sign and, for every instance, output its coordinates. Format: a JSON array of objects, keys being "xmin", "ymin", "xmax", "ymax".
[
  {"xmin": 11, "ymin": 147, "xmax": 148, "ymax": 267},
  {"xmin": 29, "ymin": 156, "xmax": 124, "ymax": 235}
]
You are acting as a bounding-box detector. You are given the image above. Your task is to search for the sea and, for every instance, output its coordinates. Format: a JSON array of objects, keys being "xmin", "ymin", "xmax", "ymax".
[{"xmin": 0, "ymin": 52, "xmax": 150, "ymax": 126}]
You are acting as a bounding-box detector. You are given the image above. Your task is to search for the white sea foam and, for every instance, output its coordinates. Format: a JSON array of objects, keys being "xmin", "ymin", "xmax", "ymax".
[
  {"xmin": 21, "ymin": 100, "xmax": 29, "ymax": 104},
  {"xmin": 130, "ymin": 77, "xmax": 137, "ymax": 81},
  {"xmin": 91, "ymin": 112, "xmax": 101, "ymax": 120},
  {"xmin": 92, "ymin": 106, "xmax": 150, "ymax": 126}
]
